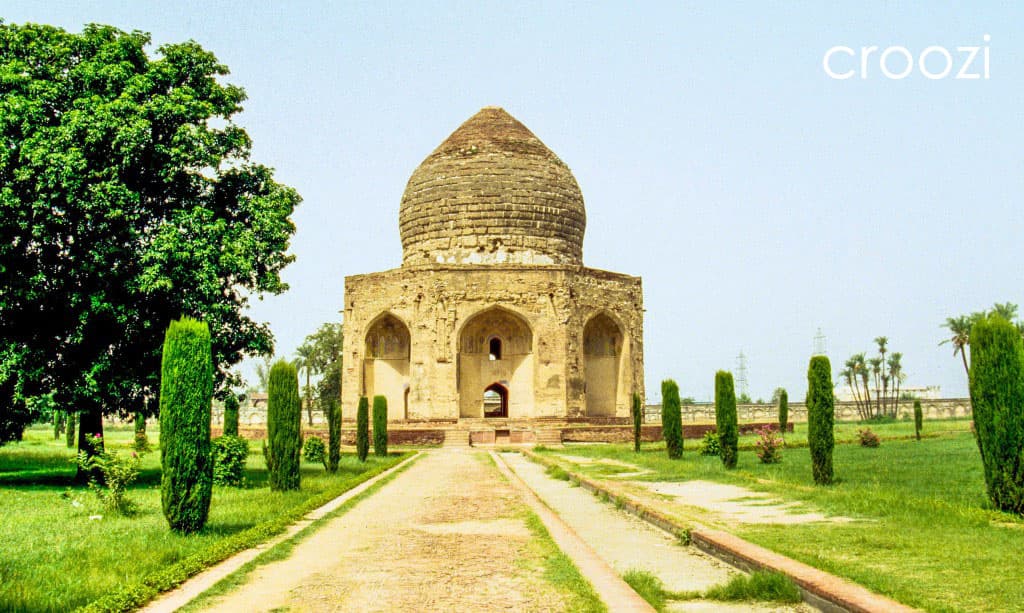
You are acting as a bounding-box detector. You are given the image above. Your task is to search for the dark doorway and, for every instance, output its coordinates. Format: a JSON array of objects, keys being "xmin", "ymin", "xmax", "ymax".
[{"xmin": 483, "ymin": 383, "xmax": 508, "ymax": 418}]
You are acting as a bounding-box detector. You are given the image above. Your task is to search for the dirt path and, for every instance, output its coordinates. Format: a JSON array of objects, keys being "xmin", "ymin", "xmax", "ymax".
[
  {"xmin": 199, "ymin": 450, "xmax": 579, "ymax": 612},
  {"xmin": 500, "ymin": 453, "xmax": 814, "ymax": 613}
]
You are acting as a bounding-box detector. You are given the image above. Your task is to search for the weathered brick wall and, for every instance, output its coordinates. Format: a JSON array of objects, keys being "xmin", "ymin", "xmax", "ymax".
[{"xmin": 644, "ymin": 398, "xmax": 972, "ymax": 423}]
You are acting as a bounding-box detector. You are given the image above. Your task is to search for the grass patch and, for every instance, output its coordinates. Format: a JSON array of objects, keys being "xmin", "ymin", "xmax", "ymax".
[
  {"xmin": 545, "ymin": 464, "xmax": 571, "ymax": 481},
  {"xmin": 523, "ymin": 512, "xmax": 607, "ymax": 612},
  {"xmin": 703, "ymin": 570, "xmax": 802, "ymax": 603},
  {"xmin": 0, "ymin": 426, "xmax": 408, "ymax": 612},
  {"xmin": 537, "ymin": 420, "xmax": 1022, "ymax": 612}
]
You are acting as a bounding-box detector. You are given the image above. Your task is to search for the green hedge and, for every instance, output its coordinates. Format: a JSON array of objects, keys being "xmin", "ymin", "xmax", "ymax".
[
  {"xmin": 715, "ymin": 371, "xmax": 738, "ymax": 469},
  {"xmin": 159, "ymin": 317, "xmax": 214, "ymax": 534},
  {"xmin": 356, "ymin": 396, "xmax": 369, "ymax": 462},
  {"xmin": 266, "ymin": 360, "xmax": 301, "ymax": 491},
  {"xmin": 969, "ymin": 314, "xmax": 1024, "ymax": 513},
  {"xmin": 211, "ymin": 435, "xmax": 249, "ymax": 486},
  {"xmin": 806, "ymin": 355, "xmax": 835, "ymax": 485},
  {"xmin": 661, "ymin": 379, "xmax": 683, "ymax": 459}
]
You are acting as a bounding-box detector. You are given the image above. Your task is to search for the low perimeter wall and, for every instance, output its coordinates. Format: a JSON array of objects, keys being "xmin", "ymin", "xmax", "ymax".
[{"xmin": 644, "ymin": 398, "xmax": 971, "ymax": 424}]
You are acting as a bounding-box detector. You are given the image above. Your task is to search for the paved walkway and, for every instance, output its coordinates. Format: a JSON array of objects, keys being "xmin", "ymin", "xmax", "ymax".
[{"xmin": 197, "ymin": 450, "xmax": 593, "ymax": 612}]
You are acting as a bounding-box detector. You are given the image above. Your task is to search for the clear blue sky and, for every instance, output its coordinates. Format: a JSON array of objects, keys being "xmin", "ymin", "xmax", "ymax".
[{"xmin": 6, "ymin": 2, "xmax": 1022, "ymax": 401}]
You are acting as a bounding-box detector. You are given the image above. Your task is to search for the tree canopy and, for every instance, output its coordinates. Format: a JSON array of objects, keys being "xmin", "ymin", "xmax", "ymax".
[{"xmin": 0, "ymin": 22, "xmax": 300, "ymax": 442}]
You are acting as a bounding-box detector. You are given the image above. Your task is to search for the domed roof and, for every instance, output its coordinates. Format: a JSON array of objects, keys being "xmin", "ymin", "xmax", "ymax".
[{"xmin": 399, "ymin": 107, "xmax": 586, "ymax": 266}]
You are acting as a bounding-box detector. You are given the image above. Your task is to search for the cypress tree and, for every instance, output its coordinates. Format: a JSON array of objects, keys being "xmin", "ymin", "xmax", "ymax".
[
  {"xmin": 661, "ymin": 379, "xmax": 683, "ymax": 459},
  {"xmin": 631, "ymin": 392, "xmax": 643, "ymax": 452},
  {"xmin": 65, "ymin": 411, "xmax": 76, "ymax": 448},
  {"xmin": 715, "ymin": 371, "xmax": 739, "ymax": 469},
  {"xmin": 968, "ymin": 314, "xmax": 1024, "ymax": 513},
  {"xmin": 265, "ymin": 360, "xmax": 302, "ymax": 491},
  {"xmin": 159, "ymin": 317, "xmax": 214, "ymax": 533},
  {"xmin": 806, "ymin": 355, "xmax": 835, "ymax": 485},
  {"xmin": 134, "ymin": 411, "xmax": 150, "ymax": 451},
  {"xmin": 356, "ymin": 396, "xmax": 370, "ymax": 462},
  {"xmin": 372, "ymin": 395, "xmax": 388, "ymax": 457},
  {"xmin": 778, "ymin": 389, "xmax": 789, "ymax": 434},
  {"xmin": 325, "ymin": 396, "xmax": 341, "ymax": 472},
  {"xmin": 223, "ymin": 393, "xmax": 240, "ymax": 437},
  {"xmin": 913, "ymin": 399, "xmax": 923, "ymax": 441}
]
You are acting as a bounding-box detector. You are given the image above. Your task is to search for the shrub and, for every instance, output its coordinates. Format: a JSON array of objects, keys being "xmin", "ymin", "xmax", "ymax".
[
  {"xmin": 698, "ymin": 431, "xmax": 721, "ymax": 456},
  {"xmin": 755, "ymin": 425, "xmax": 783, "ymax": 463},
  {"xmin": 223, "ymin": 394, "xmax": 240, "ymax": 437},
  {"xmin": 631, "ymin": 392, "xmax": 643, "ymax": 453},
  {"xmin": 373, "ymin": 395, "xmax": 388, "ymax": 457},
  {"xmin": 76, "ymin": 433, "xmax": 142, "ymax": 515},
  {"xmin": 159, "ymin": 317, "xmax": 214, "ymax": 533},
  {"xmin": 968, "ymin": 314, "xmax": 1024, "ymax": 513},
  {"xmin": 857, "ymin": 428, "xmax": 880, "ymax": 448},
  {"xmin": 211, "ymin": 435, "xmax": 249, "ymax": 486},
  {"xmin": 806, "ymin": 355, "xmax": 835, "ymax": 485},
  {"xmin": 661, "ymin": 380, "xmax": 683, "ymax": 459},
  {"xmin": 914, "ymin": 399, "xmax": 923, "ymax": 441},
  {"xmin": 133, "ymin": 412, "xmax": 150, "ymax": 452},
  {"xmin": 715, "ymin": 371, "xmax": 738, "ymax": 469},
  {"xmin": 356, "ymin": 396, "xmax": 369, "ymax": 462},
  {"xmin": 265, "ymin": 359, "xmax": 302, "ymax": 491},
  {"xmin": 325, "ymin": 396, "xmax": 341, "ymax": 472},
  {"xmin": 703, "ymin": 570, "xmax": 802, "ymax": 603},
  {"xmin": 778, "ymin": 388, "xmax": 789, "ymax": 433},
  {"xmin": 303, "ymin": 435, "xmax": 326, "ymax": 464}
]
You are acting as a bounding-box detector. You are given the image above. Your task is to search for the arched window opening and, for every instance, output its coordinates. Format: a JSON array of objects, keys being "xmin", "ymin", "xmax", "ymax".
[{"xmin": 489, "ymin": 337, "xmax": 503, "ymax": 361}]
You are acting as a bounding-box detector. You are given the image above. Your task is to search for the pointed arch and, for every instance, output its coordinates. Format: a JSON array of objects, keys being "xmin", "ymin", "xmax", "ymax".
[
  {"xmin": 363, "ymin": 312, "xmax": 410, "ymax": 420},
  {"xmin": 458, "ymin": 306, "xmax": 534, "ymax": 418},
  {"xmin": 583, "ymin": 311, "xmax": 625, "ymax": 417}
]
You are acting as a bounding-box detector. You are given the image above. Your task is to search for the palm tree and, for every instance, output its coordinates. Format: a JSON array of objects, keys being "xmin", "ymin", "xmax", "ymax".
[
  {"xmin": 854, "ymin": 353, "xmax": 872, "ymax": 418},
  {"xmin": 990, "ymin": 302, "xmax": 1019, "ymax": 321},
  {"xmin": 254, "ymin": 356, "xmax": 274, "ymax": 391},
  {"xmin": 295, "ymin": 342, "xmax": 317, "ymax": 426},
  {"xmin": 874, "ymin": 336, "xmax": 889, "ymax": 415},
  {"xmin": 887, "ymin": 352, "xmax": 904, "ymax": 418},
  {"xmin": 841, "ymin": 360, "xmax": 869, "ymax": 421},
  {"xmin": 940, "ymin": 315, "xmax": 974, "ymax": 379}
]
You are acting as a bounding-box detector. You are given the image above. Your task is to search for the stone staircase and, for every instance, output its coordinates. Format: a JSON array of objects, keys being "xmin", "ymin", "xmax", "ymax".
[
  {"xmin": 442, "ymin": 429, "xmax": 471, "ymax": 448},
  {"xmin": 534, "ymin": 428, "xmax": 563, "ymax": 447}
]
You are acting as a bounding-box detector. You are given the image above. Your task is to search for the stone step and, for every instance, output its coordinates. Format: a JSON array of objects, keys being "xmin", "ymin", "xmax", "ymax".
[
  {"xmin": 534, "ymin": 429, "xmax": 563, "ymax": 446},
  {"xmin": 442, "ymin": 429, "xmax": 471, "ymax": 447}
]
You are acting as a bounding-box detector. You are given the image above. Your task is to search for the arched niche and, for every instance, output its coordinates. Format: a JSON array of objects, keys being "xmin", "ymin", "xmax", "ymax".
[
  {"xmin": 583, "ymin": 312, "xmax": 625, "ymax": 417},
  {"xmin": 363, "ymin": 313, "xmax": 410, "ymax": 420},
  {"xmin": 458, "ymin": 307, "xmax": 533, "ymax": 418}
]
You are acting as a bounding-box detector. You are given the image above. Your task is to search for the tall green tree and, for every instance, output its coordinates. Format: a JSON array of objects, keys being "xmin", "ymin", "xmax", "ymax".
[
  {"xmin": 777, "ymin": 388, "xmax": 789, "ymax": 433},
  {"xmin": 968, "ymin": 314, "xmax": 1024, "ymax": 513},
  {"xmin": 807, "ymin": 355, "xmax": 835, "ymax": 485},
  {"xmin": 356, "ymin": 396, "xmax": 369, "ymax": 463},
  {"xmin": 373, "ymin": 395, "xmax": 388, "ymax": 457},
  {"xmin": 715, "ymin": 371, "xmax": 738, "ymax": 469},
  {"xmin": 631, "ymin": 392, "xmax": 643, "ymax": 453},
  {"xmin": 661, "ymin": 379, "xmax": 683, "ymax": 459},
  {"xmin": 265, "ymin": 360, "xmax": 301, "ymax": 491},
  {"xmin": 0, "ymin": 22, "xmax": 299, "ymax": 445}
]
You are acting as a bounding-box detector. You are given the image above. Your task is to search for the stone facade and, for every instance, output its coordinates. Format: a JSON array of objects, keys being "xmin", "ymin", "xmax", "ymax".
[
  {"xmin": 643, "ymin": 397, "xmax": 973, "ymax": 424},
  {"xmin": 342, "ymin": 107, "xmax": 644, "ymax": 421}
]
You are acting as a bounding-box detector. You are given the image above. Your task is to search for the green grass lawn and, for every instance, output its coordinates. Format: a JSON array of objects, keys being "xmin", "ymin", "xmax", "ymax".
[
  {"xmin": 539, "ymin": 419, "xmax": 1024, "ymax": 613},
  {"xmin": 0, "ymin": 425, "xmax": 405, "ymax": 612}
]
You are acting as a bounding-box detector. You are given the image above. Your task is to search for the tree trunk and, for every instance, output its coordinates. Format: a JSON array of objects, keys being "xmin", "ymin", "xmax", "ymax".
[{"xmin": 75, "ymin": 409, "xmax": 105, "ymax": 484}]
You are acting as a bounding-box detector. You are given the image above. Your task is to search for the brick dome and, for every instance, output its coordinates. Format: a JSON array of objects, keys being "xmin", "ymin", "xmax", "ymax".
[{"xmin": 399, "ymin": 107, "xmax": 586, "ymax": 266}]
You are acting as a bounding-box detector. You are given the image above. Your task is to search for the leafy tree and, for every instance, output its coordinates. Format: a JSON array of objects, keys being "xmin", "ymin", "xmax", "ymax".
[
  {"xmin": 715, "ymin": 371, "xmax": 738, "ymax": 469},
  {"xmin": 0, "ymin": 22, "xmax": 299, "ymax": 446},
  {"xmin": 968, "ymin": 314, "xmax": 1024, "ymax": 513},
  {"xmin": 631, "ymin": 392, "xmax": 642, "ymax": 453},
  {"xmin": 807, "ymin": 356, "xmax": 835, "ymax": 485},
  {"xmin": 356, "ymin": 396, "xmax": 369, "ymax": 462},
  {"xmin": 737, "ymin": 392, "xmax": 752, "ymax": 404},
  {"xmin": 777, "ymin": 388, "xmax": 789, "ymax": 433},
  {"xmin": 373, "ymin": 395, "xmax": 388, "ymax": 457},
  {"xmin": 159, "ymin": 317, "xmax": 213, "ymax": 534},
  {"xmin": 661, "ymin": 380, "xmax": 683, "ymax": 459},
  {"xmin": 265, "ymin": 360, "xmax": 301, "ymax": 491}
]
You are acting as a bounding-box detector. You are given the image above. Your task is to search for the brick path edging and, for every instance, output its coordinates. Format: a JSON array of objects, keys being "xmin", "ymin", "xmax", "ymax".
[{"xmin": 521, "ymin": 450, "xmax": 919, "ymax": 613}]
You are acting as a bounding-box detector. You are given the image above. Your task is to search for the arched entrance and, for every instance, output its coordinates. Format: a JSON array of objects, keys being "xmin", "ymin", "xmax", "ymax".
[
  {"xmin": 483, "ymin": 383, "xmax": 508, "ymax": 418},
  {"xmin": 458, "ymin": 307, "xmax": 533, "ymax": 418},
  {"xmin": 583, "ymin": 313, "xmax": 624, "ymax": 417},
  {"xmin": 363, "ymin": 313, "xmax": 410, "ymax": 421}
]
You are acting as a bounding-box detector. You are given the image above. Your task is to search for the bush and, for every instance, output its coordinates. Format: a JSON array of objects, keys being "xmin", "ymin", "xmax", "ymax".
[
  {"xmin": 914, "ymin": 399, "xmax": 923, "ymax": 441},
  {"xmin": 968, "ymin": 314, "xmax": 1024, "ymax": 513},
  {"xmin": 857, "ymin": 428, "xmax": 880, "ymax": 448},
  {"xmin": 698, "ymin": 431, "xmax": 721, "ymax": 456},
  {"xmin": 303, "ymin": 436, "xmax": 326, "ymax": 464},
  {"xmin": 133, "ymin": 412, "xmax": 150, "ymax": 453},
  {"xmin": 223, "ymin": 394, "xmax": 240, "ymax": 437},
  {"xmin": 373, "ymin": 395, "xmax": 388, "ymax": 457},
  {"xmin": 265, "ymin": 359, "xmax": 302, "ymax": 491},
  {"xmin": 755, "ymin": 425, "xmax": 783, "ymax": 463},
  {"xmin": 76, "ymin": 433, "xmax": 142, "ymax": 515},
  {"xmin": 715, "ymin": 371, "xmax": 738, "ymax": 469},
  {"xmin": 661, "ymin": 380, "xmax": 683, "ymax": 459},
  {"xmin": 356, "ymin": 396, "xmax": 369, "ymax": 462},
  {"xmin": 806, "ymin": 355, "xmax": 835, "ymax": 485},
  {"xmin": 159, "ymin": 317, "xmax": 214, "ymax": 533},
  {"xmin": 211, "ymin": 435, "xmax": 249, "ymax": 486},
  {"xmin": 777, "ymin": 388, "xmax": 789, "ymax": 433},
  {"xmin": 631, "ymin": 392, "xmax": 643, "ymax": 453},
  {"xmin": 325, "ymin": 397, "xmax": 341, "ymax": 472}
]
